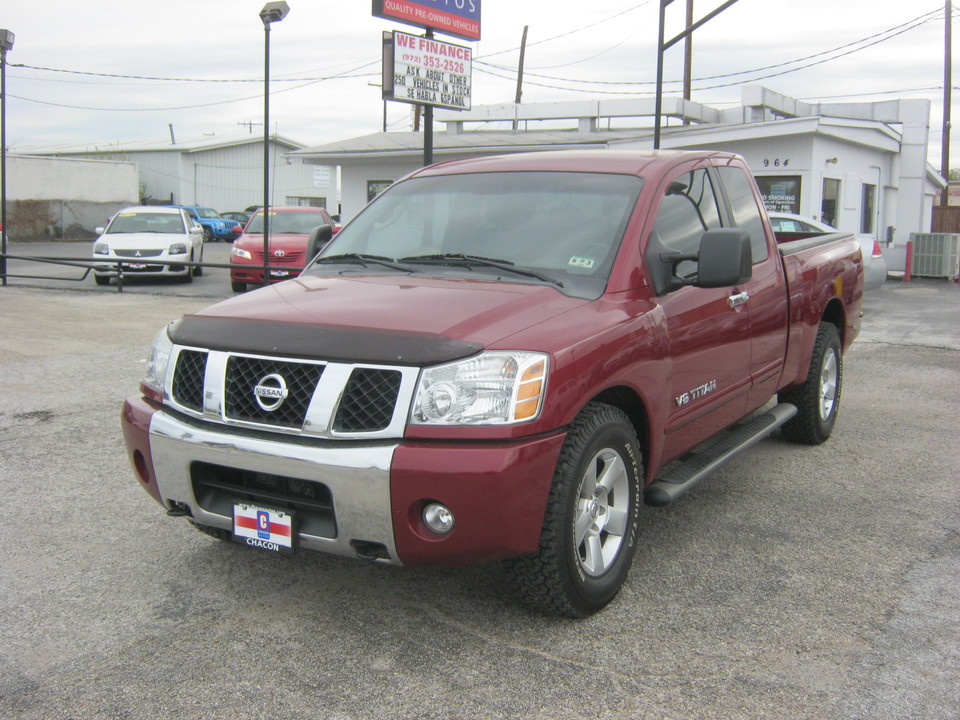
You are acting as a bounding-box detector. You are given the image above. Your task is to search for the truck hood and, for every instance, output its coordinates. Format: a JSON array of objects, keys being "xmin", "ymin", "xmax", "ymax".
[{"xmin": 171, "ymin": 273, "xmax": 587, "ymax": 365}]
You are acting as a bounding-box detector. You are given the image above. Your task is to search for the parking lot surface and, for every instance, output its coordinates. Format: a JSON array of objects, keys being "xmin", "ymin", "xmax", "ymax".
[{"xmin": 0, "ymin": 276, "xmax": 958, "ymax": 719}]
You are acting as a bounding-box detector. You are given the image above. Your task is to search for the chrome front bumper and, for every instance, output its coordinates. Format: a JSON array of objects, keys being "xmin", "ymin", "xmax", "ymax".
[{"xmin": 147, "ymin": 409, "xmax": 401, "ymax": 564}]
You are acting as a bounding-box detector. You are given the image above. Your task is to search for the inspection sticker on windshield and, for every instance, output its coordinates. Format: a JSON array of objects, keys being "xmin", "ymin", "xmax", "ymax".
[
  {"xmin": 233, "ymin": 503, "xmax": 294, "ymax": 553},
  {"xmin": 568, "ymin": 255, "xmax": 596, "ymax": 270}
]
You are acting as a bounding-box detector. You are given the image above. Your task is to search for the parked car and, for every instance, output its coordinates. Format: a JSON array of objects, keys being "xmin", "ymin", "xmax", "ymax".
[
  {"xmin": 168, "ymin": 205, "xmax": 242, "ymax": 242},
  {"xmin": 768, "ymin": 211, "xmax": 886, "ymax": 290},
  {"xmin": 92, "ymin": 206, "xmax": 204, "ymax": 286},
  {"xmin": 229, "ymin": 207, "xmax": 339, "ymax": 292},
  {"xmin": 221, "ymin": 211, "xmax": 251, "ymax": 225}
]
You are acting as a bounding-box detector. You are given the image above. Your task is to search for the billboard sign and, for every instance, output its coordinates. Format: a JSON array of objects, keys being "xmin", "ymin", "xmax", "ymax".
[
  {"xmin": 372, "ymin": 0, "xmax": 481, "ymax": 41},
  {"xmin": 383, "ymin": 31, "xmax": 472, "ymax": 111}
]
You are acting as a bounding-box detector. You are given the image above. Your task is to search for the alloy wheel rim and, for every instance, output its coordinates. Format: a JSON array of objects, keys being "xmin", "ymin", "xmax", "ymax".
[
  {"xmin": 574, "ymin": 448, "xmax": 631, "ymax": 577},
  {"xmin": 819, "ymin": 350, "xmax": 839, "ymax": 421}
]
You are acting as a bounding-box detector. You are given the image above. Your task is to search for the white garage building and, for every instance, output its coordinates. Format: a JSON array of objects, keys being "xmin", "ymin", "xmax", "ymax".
[
  {"xmin": 22, "ymin": 134, "xmax": 338, "ymax": 216},
  {"xmin": 294, "ymin": 86, "xmax": 943, "ymax": 247}
]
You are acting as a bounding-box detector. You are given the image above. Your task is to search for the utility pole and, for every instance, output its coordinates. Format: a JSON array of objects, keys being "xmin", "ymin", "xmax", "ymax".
[
  {"xmin": 941, "ymin": 0, "xmax": 952, "ymax": 205},
  {"xmin": 654, "ymin": 0, "xmax": 740, "ymax": 149},
  {"xmin": 683, "ymin": 0, "xmax": 693, "ymax": 124},
  {"xmin": 513, "ymin": 25, "xmax": 529, "ymax": 131}
]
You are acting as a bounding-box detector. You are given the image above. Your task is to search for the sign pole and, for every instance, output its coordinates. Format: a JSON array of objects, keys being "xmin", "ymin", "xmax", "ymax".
[{"xmin": 424, "ymin": 28, "xmax": 434, "ymax": 167}]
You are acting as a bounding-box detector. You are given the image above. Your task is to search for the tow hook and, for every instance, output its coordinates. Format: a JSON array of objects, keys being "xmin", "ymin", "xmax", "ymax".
[{"xmin": 166, "ymin": 501, "xmax": 192, "ymax": 517}]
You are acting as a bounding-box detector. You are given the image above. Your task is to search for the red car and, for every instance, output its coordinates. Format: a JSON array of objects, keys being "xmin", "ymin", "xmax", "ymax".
[{"xmin": 229, "ymin": 207, "xmax": 338, "ymax": 292}]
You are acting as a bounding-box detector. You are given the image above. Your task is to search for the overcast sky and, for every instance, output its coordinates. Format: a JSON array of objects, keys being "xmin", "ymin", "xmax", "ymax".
[{"xmin": 2, "ymin": 0, "xmax": 955, "ymax": 165}]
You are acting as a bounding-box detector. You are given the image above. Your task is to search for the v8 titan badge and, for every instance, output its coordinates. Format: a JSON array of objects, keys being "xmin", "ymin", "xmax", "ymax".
[{"xmin": 233, "ymin": 503, "xmax": 294, "ymax": 553}]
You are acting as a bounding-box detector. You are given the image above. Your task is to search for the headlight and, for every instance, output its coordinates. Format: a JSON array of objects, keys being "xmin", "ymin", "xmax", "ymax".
[
  {"xmin": 168, "ymin": 243, "xmax": 188, "ymax": 255},
  {"xmin": 232, "ymin": 247, "xmax": 253, "ymax": 260},
  {"xmin": 142, "ymin": 324, "xmax": 175, "ymax": 401},
  {"xmin": 411, "ymin": 352, "xmax": 548, "ymax": 425},
  {"xmin": 93, "ymin": 243, "xmax": 109, "ymax": 255}
]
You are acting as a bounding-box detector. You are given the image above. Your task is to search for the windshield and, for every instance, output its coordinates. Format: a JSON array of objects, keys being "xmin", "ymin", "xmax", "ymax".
[
  {"xmin": 305, "ymin": 171, "xmax": 641, "ymax": 299},
  {"xmin": 197, "ymin": 208, "xmax": 221, "ymax": 219},
  {"xmin": 107, "ymin": 212, "xmax": 185, "ymax": 234},
  {"xmin": 245, "ymin": 211, "xmax": 325, "ymax": 234}
]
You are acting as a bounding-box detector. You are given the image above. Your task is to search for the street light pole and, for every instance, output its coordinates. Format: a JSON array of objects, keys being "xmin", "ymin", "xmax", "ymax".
[
  {"xmin": 259, "ymin": 2, "xmax": 289, "ymax": 288},
  {"xmin": 1, "ymin": 29, "xmax": 14, "ymax": 287}
]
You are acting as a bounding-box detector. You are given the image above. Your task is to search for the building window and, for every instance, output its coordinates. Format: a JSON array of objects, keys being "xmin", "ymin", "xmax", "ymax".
[
  {"xmin": 367, "ymin": 180, "xmax": 394, "ymax": 202},
  {"xmin": 286, "ymin": 196, "xmax": 325, "ymax": 208},
  {"xmin": 755, "ymin": 175, "xmax": 801, "ymax": 215},
  {"xmin": 861, "ymin": 184, "xmax": 876, "ymax": 234},
  {"xmin": 821, "ymin": 178, "xmax": 840, "ymax": 228}
]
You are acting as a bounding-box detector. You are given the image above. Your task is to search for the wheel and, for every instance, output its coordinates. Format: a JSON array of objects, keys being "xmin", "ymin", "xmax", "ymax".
[
  {"xmin": 192, "ymin": 248, "xmax": 203, "ymax": 277},
  {"xmin": 231, "ymin": 280, "xmax": 246, "ymax": 293},
  {"xmin": 202, "ymin": 226, "xmax": 213, "ymax": 243},
  {"xmin": 189, "ymin": 520, "xmax": 231, "ymax": 542},
  {"xmin": 780, "ymin": 322, "xmax": 842, "ymax": 445},
  {"xmin": 94, "ymin": 273, "xmax": 110, "ymax": 286},
  {"xmin": 180, "ymin": 252, "xmax": 194, "ymax": 284},
  {"xmin": 505, "ymin": 402, "xmax": 642, "ymax": 617}
]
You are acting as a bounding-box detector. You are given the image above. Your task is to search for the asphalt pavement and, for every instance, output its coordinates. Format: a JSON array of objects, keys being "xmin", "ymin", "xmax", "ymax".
[{"xmin": 0, "ymin": 267, "xmax": 958, "ymax": 719}]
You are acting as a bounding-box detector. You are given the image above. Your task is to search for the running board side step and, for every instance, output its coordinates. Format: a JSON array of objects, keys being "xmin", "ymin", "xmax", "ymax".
[{"xmin": 644, "ymin": 403, "xmax": 798, "ymax": 507}]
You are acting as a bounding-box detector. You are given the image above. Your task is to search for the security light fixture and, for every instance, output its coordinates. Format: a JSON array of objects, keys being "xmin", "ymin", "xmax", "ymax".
[
  {"xmin": 259, "ymin": 2, "xmax": 289, "ymax": 24},
  {"xmin": 259, "ymin": 3, "xmax": 289, "ymax": 286},
  {"xmin": 0, "ymin": 30, "xmax": 14, "ymax": 52}
]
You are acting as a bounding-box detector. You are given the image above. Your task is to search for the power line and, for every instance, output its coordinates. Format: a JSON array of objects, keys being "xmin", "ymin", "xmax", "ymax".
[
  {"xmin": 476, "ymin": 0, "xmax": 656, "ymax": 60},
  {"xmin": 8, "ymin": 59, "xmax": 381, "ymax": 85},
  {"xmin": 6, "ymin": 64, "xmax": 380, "ymax": 112},
  {"xmin": 483, "ymin": 7, "xmax": 943, "ymax": 88}
]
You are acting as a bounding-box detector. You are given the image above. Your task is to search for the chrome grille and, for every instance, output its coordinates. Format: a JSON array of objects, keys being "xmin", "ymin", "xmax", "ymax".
[
  {"xmin": 252, "ymin": 250, "xmax": 305, "ymax": 266},
  {"xmin": 224, "ymin": 356, "xmax": 324, "ymax": 429},
  {"xmin": 172, "ymin": 350, "xmax": 207, "ymax": 411},
  {"xmin": 334, "ymin": 369, "xmax": 403, "ymax": 432},
  {"xmin": 113, "ymin": 248, "xmax": 163, "ymax": 258},
  {"xmin": 167, "ymin": 347, "xmax": 417, "ymax": 439}
]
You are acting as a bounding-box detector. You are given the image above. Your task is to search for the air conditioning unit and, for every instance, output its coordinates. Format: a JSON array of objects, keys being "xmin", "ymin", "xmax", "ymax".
[{"xmin": 910, "ymin": 233, "xmax": 960, "ymax": 279}]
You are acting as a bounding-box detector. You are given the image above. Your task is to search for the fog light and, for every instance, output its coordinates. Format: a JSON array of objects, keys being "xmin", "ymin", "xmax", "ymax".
[{"xmin": 423, "ymin": 503, "xmax": 455, "ymax": 534}]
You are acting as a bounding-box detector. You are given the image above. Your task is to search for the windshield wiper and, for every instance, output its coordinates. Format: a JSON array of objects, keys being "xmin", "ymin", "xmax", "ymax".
[
  {"xmin": 313, "ymin": 253, "xmax": 417, "ymax": 273},
  {"xmin": 400, "ymin": 253, "xmax": 563, "ymax": 287}
]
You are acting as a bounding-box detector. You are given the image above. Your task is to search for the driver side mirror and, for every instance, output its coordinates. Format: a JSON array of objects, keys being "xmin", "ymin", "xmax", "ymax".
[
  {"xmin": 695, "ymin": 228, "xmax": 752, "ymax": 288},
  {"xmin": 305, "ymin": 224, "xmax": 334, "ymax": 264}
]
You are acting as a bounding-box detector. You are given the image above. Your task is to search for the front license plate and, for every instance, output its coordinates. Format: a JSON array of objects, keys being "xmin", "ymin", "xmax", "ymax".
[
  {"xmin": 232, "ymin": 503, "xmax": 295, "ymax": 553},
  {"xmin": 270, "ymin": 270, "xmax": 290, "ymax": 277},
  {"xmin": 128, "ymin": 263, "xmax": 147, "ymax": 269}
]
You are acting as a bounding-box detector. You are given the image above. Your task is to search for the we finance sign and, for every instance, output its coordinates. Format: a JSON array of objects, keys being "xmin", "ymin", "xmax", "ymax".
[{"xmin": 373, "ymin": 0, "xmax": 481, "ymax": 41}]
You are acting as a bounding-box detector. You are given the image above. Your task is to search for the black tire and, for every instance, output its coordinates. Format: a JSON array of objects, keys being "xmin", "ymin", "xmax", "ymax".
[
  {"xmin": 780, "ymin": 322, "xmax": 842, "ymax": 445},
  {"xmin": 202, "ymin": 226, "xmax": 213, "ymax": 243},
  {"xmin": 189, "ymin": 520, "xmax": 232, "ymax": 542},
  {"xmin": 94, "ymin": 274, "xmax": 110, "ymax": 286},
  {"xmin": 192, "ymin": 248, "xmax": 203, "ymax": 277},
  {"xmin": 231, "ymin": 280, "xmax": 247, "ymax": 293},
  {"xmin": 505, "ymin": 402, "xmax": 642, "ymax": 618},
  {"xmin": 180, "ymin": 252, "xmax": 194, "ymax": 283}
]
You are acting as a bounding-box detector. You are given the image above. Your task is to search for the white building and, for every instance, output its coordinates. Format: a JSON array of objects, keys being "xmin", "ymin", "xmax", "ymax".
[
  {"xmin": 1, "ymin": 154, "xmax": 138, "ymax": 239},
  {"xmin": 294, "ymin": 86, "xmax": 943, "ymax": 246},
  {"xmin": 21, "ymin": 134, "xmax": 338, "ymax": 216}
]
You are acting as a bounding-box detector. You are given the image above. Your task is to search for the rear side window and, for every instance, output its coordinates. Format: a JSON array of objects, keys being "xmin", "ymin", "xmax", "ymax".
[
  {"xmin": 717, "ymin": 167, "xmax": 768, "ymax": 263},
  {"xmin": 651, "ymin": 169, "xmax": 722, "ymax": 278}
]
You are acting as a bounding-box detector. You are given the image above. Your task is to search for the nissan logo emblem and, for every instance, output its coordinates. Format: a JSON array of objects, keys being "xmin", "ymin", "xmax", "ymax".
[
  {"xmin": 253, "ymin": 373, "xmax": 289, "ymax": 411},
  {"xmin": 274, "ymin": 249, "xmax": 286, "ymax": 257}
]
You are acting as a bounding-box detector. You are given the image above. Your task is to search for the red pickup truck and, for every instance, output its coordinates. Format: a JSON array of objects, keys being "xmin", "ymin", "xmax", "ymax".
[{"xmin": 121, "ymin": 150, "xmax": 863, "ymax": 617}]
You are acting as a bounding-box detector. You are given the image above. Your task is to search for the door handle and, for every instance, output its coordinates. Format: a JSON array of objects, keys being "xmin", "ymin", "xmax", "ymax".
[{"xmin": 728, "ymin": 291, "xmax": 750, "ymax": 309}]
